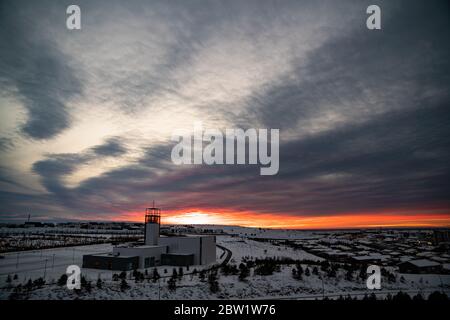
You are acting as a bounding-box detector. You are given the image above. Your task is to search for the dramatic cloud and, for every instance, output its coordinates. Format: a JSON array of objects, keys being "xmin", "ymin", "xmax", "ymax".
[
  {"xmin": 0, "ymin": 1, "xmax": 83, "ymax": 139},
  {"xmin": 0, "ymin": 0, "xmax": 449, "ymax": 226}
]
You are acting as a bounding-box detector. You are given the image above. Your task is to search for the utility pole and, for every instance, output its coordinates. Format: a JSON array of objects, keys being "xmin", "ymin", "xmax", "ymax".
[
  {"xmin": 52, "ymin": 253, "xmax": 55, "ymax": 269},
  {"xmin": 320, "ymin": 274, "xmax": 325, "ymax": 299},
  {"xmin": 158, "ymin": 276, "xmax": 161, "ymax": 300},
  {"xmin": 44, "ymin": 259, "xmax": 48, "ymax": 278}
]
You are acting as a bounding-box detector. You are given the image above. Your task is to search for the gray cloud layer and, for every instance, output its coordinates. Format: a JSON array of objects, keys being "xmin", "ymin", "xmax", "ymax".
[
  {"xmin": 0, "ymin": 0, "xmax": 449, "ymax": 221},
  {"xmin": 0, "ymin": 1, "xmax": 82, "ymax": 139}
]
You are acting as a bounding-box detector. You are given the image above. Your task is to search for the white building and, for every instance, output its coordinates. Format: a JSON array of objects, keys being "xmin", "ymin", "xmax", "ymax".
[{"xmin": 83, "ymin": 205, "xmax": 216, "ymax": 270}]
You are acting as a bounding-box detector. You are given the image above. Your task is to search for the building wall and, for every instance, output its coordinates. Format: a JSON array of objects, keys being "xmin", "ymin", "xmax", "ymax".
[
  {"xmin": 161, "ymin": 253, "xmax": 195, "ymax": 266},
  {"xmin": 113, "ymin": 245, "xmax": 168, "ymax": 268},
  {"xmin": 160, "ymin": 237, "xmax": 201, "ymax": 264},
  {"xmin": 200, "ymin": 236, "xmax": 216, "ymax": 265},
  {"xmin": 160, "ymin": 235, "xmax": 216, "ymax": 265},
  {"xmin": 82, "ymin": 254, "xmax": 139, "ymax": 271},
  {"xmin": 145, "ymin": 223, "xmax": 159, "ymax": 245}
]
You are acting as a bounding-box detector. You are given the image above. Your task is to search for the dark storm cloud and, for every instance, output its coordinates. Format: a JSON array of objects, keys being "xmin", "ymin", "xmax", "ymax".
[
  {"xmin": 0, "ymin": 0, "xmax": 449, "ymax": 221},
  {"xmin": 30, "ymin": 137, "xmax": 129, "ymax": 208},
  {"xmin": 245, "ymin": 0, "xmax": 450, "ymax": 130},
  {"xmin": 0, "ymin": 1, "xmax": 82, "ymax": 139},
  {"xmin": 91, "ymin": 137, "xmax": 127, "ymax": 157}
]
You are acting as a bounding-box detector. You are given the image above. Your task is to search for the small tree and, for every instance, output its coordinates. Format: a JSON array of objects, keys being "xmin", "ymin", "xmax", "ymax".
[
  {"xmin": 152, "ymin": 268, "xmax": 160, "ymax": 283},
  {"xmin": 358, "ymin": 267, "xmax": 366, "ymax": 280},
  {"xmin": 25, "ymin": 279, "xmax": 33, "ymax": 291},
  {"xmin": 120, "ymin": 279, "xmax": 129, "ymax": 291},
  {"xmin": 305, "ymin": 267, "xmax": 310, "ymax": 277},
  {"xmin": 297, "ymin": 264, "xmax": 304, "ymax": 276},
  {"xmin": 199, "ymin": 270, "xmax": 206, "ymax": 282},
  {"xmin": 84, "ymin": 280, "xmax": 92, "ymax": 293},
  {"xmin": 392, "ymin": 291, "xmax": 411, "ymax": 301},
  {"xmin": 208, "ymin": 271, "xmax": 220, "ymax": 293},
  {"xmin": 96, "ymin": 278, "xmax": 103, "ymax": 289},
  {"xmin": 238, "ymin": 263, "xmax": 250, "ymax": 281},
  {"xmin": 428, "ymin": 291, "xmax": 448, "ymax": 301},
  {"xmin": 168, "ymin": 277, "xmax": 176, "ymax": 292},
  {"xmin": 57, "ymin": 274, "xmax": 68, "ymax": 286},
  {"xmin": 345, "ymin": 269, "xmax": 353, "ymax": 281},
  {"xmin": 178, "ymin": 267, "xmax": 184, "ymax": 279},
  {"xmin": 312, "ymin": 266, "xmax": 319, "ymax": 275},
  {"xmin": 33, "ymin": 277, "xmax": 45, "ymax": 288},
  {"xmin": 413, "ymin": 293, "xmax": 424, "ymax": 301}
]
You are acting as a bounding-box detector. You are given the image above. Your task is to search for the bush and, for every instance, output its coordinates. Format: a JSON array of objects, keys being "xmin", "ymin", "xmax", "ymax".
[
  {"xmin": 428, "ymin": 291, "xmax": 448, "ymax": 301},
  {"xmin": 312, "ymin": 266, "xmax": 319, "ymax": 275},
  {"xmin": 208, "ymin": 271, "xmax": 220, "ymax": 293},
  {"xmin": 412, "ymin": 293, "xmax": 424, "ymax": 301},
  {"xmin": 57, "ymin": 274, "xmax": 68, "ymax": 286},
  {"xmin": 168, "ymin": 277, "xmax": 176, "ymax": 292},
  {"xmin": 305, "ymin": 267, "xmax": 310, "ymax": 277},
  {"xmin": 33, "ymin": 277, "xmax": 45, "ymax": 288},
  {"xmin": 238, "ymin": 263, "xmax": 249, "ymax": 281},
  {"xmin": 392, "ymin": 291, "xmax": 411, "ymax": 301},
  {"xmin": 120, "ymin": 279, "xmax": 129, "ymax": 291},
  {"xmin": 199, "ymin": 270, "xmax": 207, "ymax": 282},
  {"xmin": 254, "ymin": 260, "xmax": 277, "ymax": 276},
  {"xmin": 152, "ymin": 268, "xmax": 160, "ymax": 283}
]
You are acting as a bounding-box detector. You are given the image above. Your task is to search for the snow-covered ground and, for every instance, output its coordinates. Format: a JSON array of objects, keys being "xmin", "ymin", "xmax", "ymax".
[
  {"xmin": 1, "ymin": 234, "xmax": 449, "ymax": 300},
  {"xmin": 217, "ymin": 236, "xmax": 323, "ymax": 263}
]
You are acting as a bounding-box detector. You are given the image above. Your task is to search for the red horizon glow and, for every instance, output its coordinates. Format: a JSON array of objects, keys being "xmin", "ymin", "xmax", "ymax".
[{"xmin": 96, "ymin": 207, "xmax": 450, "ymax": 230}]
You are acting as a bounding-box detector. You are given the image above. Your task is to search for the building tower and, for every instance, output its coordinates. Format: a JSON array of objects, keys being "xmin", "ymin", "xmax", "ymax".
[{"xmin": 144, "ymin": 202, "xmax": 161, "ymax": 245}]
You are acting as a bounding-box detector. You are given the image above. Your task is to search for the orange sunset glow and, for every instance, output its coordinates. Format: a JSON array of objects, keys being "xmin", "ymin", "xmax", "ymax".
[{"xmin": 110, "ymin": 208, "xmax": 450, "ymax": 230}]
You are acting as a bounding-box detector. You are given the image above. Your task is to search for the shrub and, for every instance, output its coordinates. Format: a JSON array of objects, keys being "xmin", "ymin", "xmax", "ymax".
[
  {"xmin": 57, "ymin": 274, "xmax": 68, "ymax": 286},
  {"xmin": 120, "ymin": 279, "xmax": 129, "ymax": 291}
]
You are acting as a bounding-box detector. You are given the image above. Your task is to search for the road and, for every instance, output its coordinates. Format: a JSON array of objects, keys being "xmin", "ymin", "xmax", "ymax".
[{"xmin": 216, "ymin": 244, "xmax": 232, "ymax": 266}]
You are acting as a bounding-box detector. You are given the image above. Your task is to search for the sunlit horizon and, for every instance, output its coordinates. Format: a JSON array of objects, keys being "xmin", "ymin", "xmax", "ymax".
[{"xmin": 60, "ymin": 208, "xmax": 450, "ymax": 230}]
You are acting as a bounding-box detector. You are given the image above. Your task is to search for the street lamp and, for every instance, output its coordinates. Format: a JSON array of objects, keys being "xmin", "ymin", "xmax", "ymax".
[{"xmin": 43, "ymin": 259, "xmax": 48, "ymax": 278}]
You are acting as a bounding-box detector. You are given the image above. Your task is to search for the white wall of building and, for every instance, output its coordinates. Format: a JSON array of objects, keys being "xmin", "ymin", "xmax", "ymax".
[
  {"xmin": 113, "ymin": 245, "xmax": 167, "ymax": 268},
  {"xmin": 145, "ymin": 223, "xmax": 159, "ymax": 245},
  {"xmin": 160, "ymin": 235, "xmax": 216, "ymax": 265},
  {"xmin": 200, "ymin": 235, "xmax": 216, "ymax": 265}
]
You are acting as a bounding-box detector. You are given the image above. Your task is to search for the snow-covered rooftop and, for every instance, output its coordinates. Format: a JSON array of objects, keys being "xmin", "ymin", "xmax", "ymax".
[{"xmin": 406, "ymin": 259, "xmax": 440, "ymax": 268}]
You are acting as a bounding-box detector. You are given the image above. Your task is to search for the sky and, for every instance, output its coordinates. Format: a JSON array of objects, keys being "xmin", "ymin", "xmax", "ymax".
[{"xmin": 0, "ymin": 0, "xmax": 449, "ymax": 228}]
